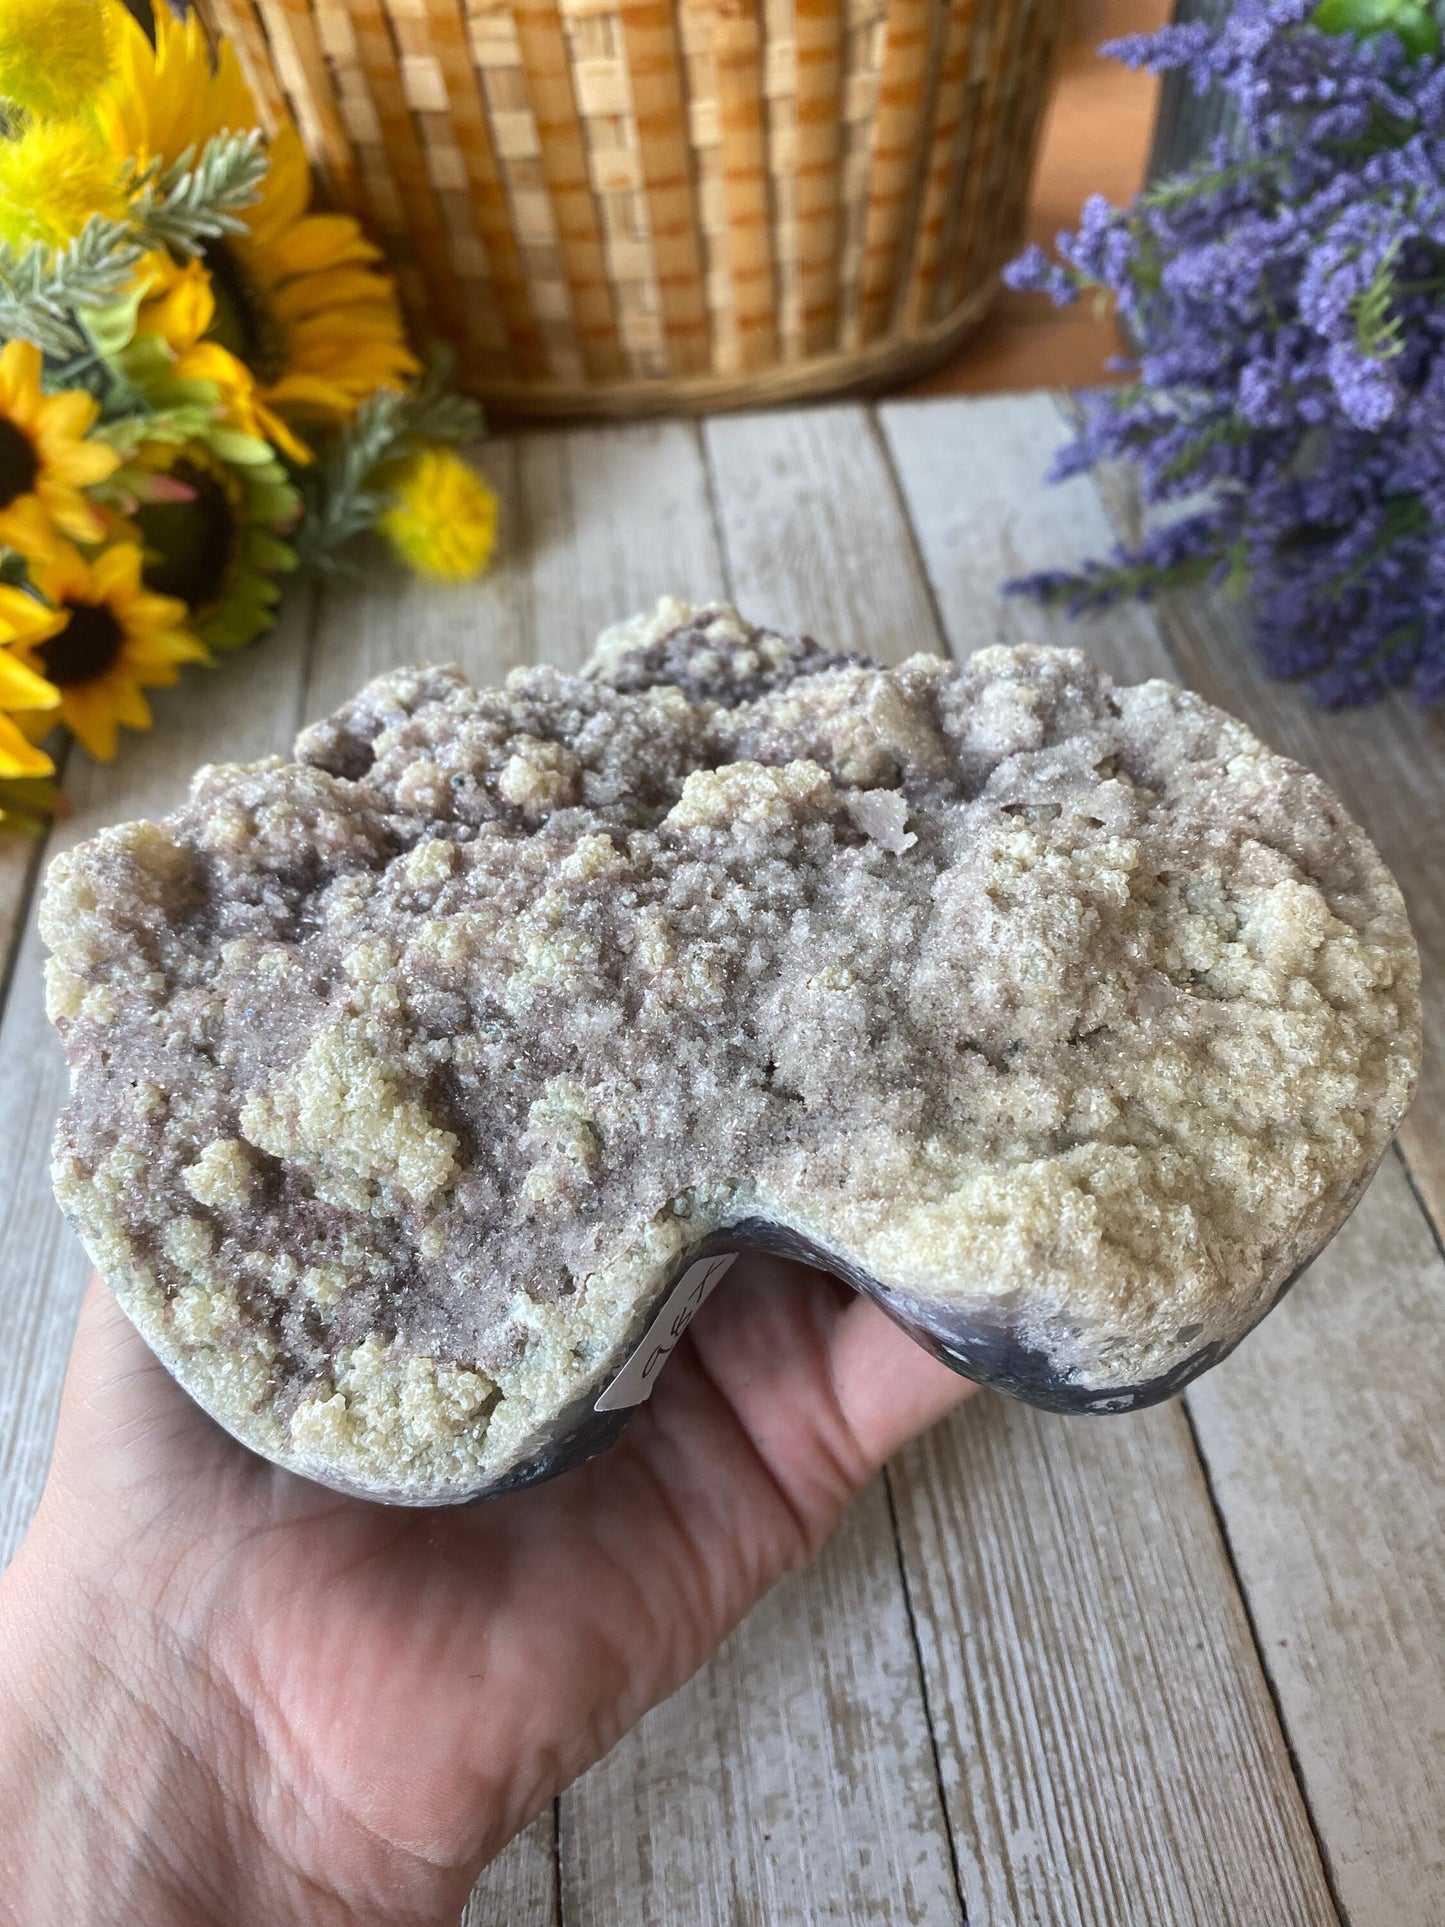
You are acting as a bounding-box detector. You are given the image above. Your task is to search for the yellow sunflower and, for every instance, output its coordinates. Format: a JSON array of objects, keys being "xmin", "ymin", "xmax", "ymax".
[
  {"xmin": 0, "ymin": 586, "xmax": 63, "ymax": 780},
  {"xmin": 100, "ymin": 4, "xmax": 418, "ymax": 430},
  {"xmin": 0, "ymin": 340, "xmax": 120, "ymax": 556},
  {"xmin": 130, "ymin": 437, "xmax": 298, "ymax": 652},
  {"xmin": 16, "ymin": 542, "xmax": 206, "ymax": 761}
]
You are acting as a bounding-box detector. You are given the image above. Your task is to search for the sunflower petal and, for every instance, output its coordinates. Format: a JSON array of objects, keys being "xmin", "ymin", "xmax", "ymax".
[
  {"xmin": 0, "ymin": 584, "xmax": 63, "ymax": 649},
  {"xmin": 60, "ymin": 683, "xmax": 120, "ymax": 761},
  {"xmin": 269, "ymin": 268, "xmax": 402, "ymax": 323},
  {"xmin": 0, "ymin": 713, "xmax": 54, "ymax": 779},
  {"xmin": 0, "ymin": 337, "xmax": 42, "ymax": 401},
  {"xmin": 40, "ymin": 389, "xmax": 102, "ymax": 440},
  {"xmin": 264, "ymin": 372, "xmax": 361, "ymax": 416},
  {"xmin": 30, "ymin": 541, "xmax": 90, "ymax": 605},
  {"xmin": 91, "ymin": 542, "xmax": 143, "ymax": 599},
  {"xmin": 43, "ymin": 486, "xmax": 109, "ymax": 545},
  {"xmin": 244, "ymin": 126, "xmax": 311, "ymax": 246},
  {"xmin": 108, "ymin": 678, "xmax": 157, "ymax": 728},
  {"xmin": 0, "ymin": 649, "xmax": 60, "ymax": 711},
  {"xmin": 261, "ymin": 214, "xmax": 383, "ymax": 283}
]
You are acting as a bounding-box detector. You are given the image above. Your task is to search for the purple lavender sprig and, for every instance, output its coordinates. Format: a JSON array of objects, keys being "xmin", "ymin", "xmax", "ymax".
[{"xmin": 1005, "ymin": 0, "xmax": 1445, "ymax": 706}]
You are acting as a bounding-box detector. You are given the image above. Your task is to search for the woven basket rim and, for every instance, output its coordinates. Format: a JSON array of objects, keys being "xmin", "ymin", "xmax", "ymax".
[{"xmin": 469, "ymin": 280, "xmax": 999, "ymax": 420}]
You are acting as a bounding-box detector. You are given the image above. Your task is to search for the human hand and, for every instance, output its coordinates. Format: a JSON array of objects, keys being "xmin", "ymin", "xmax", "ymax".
[{"xmin": 0, "ymin": 1258, "xmax": 972, "ymax": 1927}]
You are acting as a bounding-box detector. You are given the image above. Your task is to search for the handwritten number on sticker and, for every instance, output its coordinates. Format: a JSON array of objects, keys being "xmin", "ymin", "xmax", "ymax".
[{"xmin": 594, "ymin": 1254, "xmax": 737, "ymax": 1412}]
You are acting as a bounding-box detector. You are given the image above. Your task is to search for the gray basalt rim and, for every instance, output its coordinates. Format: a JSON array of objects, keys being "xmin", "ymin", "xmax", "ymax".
[{"xmin": 42, "ymin": 600, "xmax": 1422, "ymax": 1505}]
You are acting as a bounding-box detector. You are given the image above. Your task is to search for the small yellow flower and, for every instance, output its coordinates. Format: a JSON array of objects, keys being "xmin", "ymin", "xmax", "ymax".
[
  {"xmin": 0, "ymin": 0, "xmax": 112, "ymax": 124},
  {"xmin": 379, "ymin": 448, "xmax": 498, "ymax": 583},
  {"xmin": 15, "ymin": 541, "xmax": 206, "ymax": 761},
  {"xmin": 0, "ymin": 339, "xmax": 120, "ymax": 554},
  {"xmin": 0, "ymin": 585, "xmax": 63, "ymax": 780},
  {"xmin": 0, "ymin": 118, "xmax": 128, "ymax": 251}
]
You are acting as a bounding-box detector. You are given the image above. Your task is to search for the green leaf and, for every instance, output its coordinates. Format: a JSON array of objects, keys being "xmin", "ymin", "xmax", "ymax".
[
  {"xmin": 0, "ymin": 217, "xmax": 146, "ymax": 355},
  {"xmin": 1352, "ymin": 241, "xmax": 1406, "ymax": 363},
  {"xmin": 128, "ymin": 132, "xmax": 270, "ymax": 258},
  {"xmin": 205, "ymin": 426, "xmax": 275, "ymax": 466},
  {"xmin": 1312, "ymin": 0, "xmax": 1441, "ymax": 56},
  {"xmin": 76, "ymin": 282, "xmax": 147, "ymax": 360},
  {"xmin": 289, "ymin": 357, "xmax": 487, "ymax": 573}
]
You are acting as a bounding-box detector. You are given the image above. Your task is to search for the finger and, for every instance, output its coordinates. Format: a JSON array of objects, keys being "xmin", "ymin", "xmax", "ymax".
[
  {"xmin": 826, "ymin": 1293, "xmax": 977, "ymax": 1475},
  {"xmin": 59, "ymin": 1275, "xmax": 188, "ymax": 1436},
  {"xmin": 45, "ymin": 1276, "xmax": 237, "ymax": 1524},
  {"xmin": 677, "ymin": 1253, "xmax": 977, "ymax": 1544}
]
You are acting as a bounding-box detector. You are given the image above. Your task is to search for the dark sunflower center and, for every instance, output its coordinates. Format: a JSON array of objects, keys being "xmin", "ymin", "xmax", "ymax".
[
  {"xmin": 203, "ymin": 241, "xmax": 288, "ymax": 385},
  {"xmin": 41, "ymin": 602, "xmax": 124, "ymax": 686},
  {"xmin": 136, "ymin": 460, "xmax": 239, "ymax": 614},
  {"xmin": 0, "ymin": 416, "xmax": 40, "ymax": 510}
]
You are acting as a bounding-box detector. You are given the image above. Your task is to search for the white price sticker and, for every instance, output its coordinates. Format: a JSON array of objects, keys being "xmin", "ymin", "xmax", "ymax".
[{"xmin": 595, "ymin": 1253, "xmax": 736, "ymax": 1412}]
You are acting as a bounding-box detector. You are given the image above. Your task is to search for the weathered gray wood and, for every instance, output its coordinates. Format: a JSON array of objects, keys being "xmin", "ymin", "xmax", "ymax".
[
  {"xmin": 0, "ymin": 830, "xmax": 40, "ymax": 1003},
  {"xmin": 1146, "ymin": 0, "xmax": 1239, "ymax": 187},
  {"xmin": 892, "ymin": 1395, "xmax": 1336, "ymax": 1926},
  {"xmin": 562, "ymin": 1478, "xmax": 959, "ymax": 1925},
  {"xmin": 0, "ymin": 591, "xmax": 317, "ymax": 1564},
  {"xmin": 877, "ymin": 392, "xmax": 1177, "ymax": 683},
  {"xmin": 459, "ymin": 1810, "xmax": 557, "ymax": 1927},
  {"xmin": 704, "ymin": 406, "xmax": 940, "ymax": 658},
  {"xmin": 511, "ymin": 422, "xmax": 725, "ymax": 668},
  {"xmin": 881, "ymin": 389, "xmax": 1343, "ymax": 1923},
  {"xmin": 305, "ymin": 441, "xmax": 524, "ymax": 720},
  {"xmin": 1188, "ymin": 1154, "xmax": 1445, "ymax": 1926}
]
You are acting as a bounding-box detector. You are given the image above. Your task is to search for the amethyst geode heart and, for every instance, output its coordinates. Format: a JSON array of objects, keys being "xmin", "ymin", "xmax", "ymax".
[{"xmin": 43, "ymin": 601, "xmax": 1420, "ymax": 1502}]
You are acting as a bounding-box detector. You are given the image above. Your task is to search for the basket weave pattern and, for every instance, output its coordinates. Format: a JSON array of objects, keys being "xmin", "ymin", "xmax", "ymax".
[{"xmin": 204, "ymin": 0, "xmax": 1063, "ymax": 413}]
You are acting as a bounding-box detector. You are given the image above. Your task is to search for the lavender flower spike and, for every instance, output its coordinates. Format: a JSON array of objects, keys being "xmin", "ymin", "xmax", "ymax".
[{"xmin": 1005, "ymin": 0, "xmax": 1445, "ymax": 706}]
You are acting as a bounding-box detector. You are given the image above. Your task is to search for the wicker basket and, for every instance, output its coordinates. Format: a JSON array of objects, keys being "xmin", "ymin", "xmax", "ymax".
[{"xmin": 202, "ymin": 0, "xmax": 1063, "ymax": 415}]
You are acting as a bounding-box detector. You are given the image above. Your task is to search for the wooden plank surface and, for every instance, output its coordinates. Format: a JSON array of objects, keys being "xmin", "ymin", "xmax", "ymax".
[
  {"xmin": 0, "ymin": 392, "xmax": 1439, "ymax": 1923},
  {"xmin": 892, "ymin": 1399, "xmax": 1335, "ymax": 1927},
  {"xmin": 878, "ymin": 390, "xmax": 1177, "ymax": 684},
  {"xmin": 1189, "ymin": 1154, "xmax": 1445, "ymax": 1926},
  {"xmin": 562, "ymin": 1479, "xmax": 959, "ymax": 1925},
  {"xmin": 0, "ymin": 827, "xmax": 40, "ymax": 993},
  {"xmin": 703, "ymin": 406, "xmax": 941, "ymax": 660},
  {"xmin": 880, "ymin": 391, "xmax": 1343, "ymax": 1925},
  {"xmin": 460, "ymin": 1813, "xmax": 558, "ymax": 1927}
]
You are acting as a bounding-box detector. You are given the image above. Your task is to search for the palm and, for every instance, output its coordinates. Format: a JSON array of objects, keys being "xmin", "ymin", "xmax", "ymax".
[{"xmin": 23, "ymin": 1262, "xmax": 970, "ymax": 1918}]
